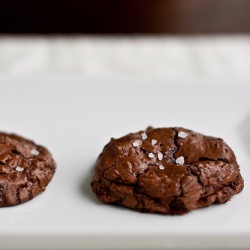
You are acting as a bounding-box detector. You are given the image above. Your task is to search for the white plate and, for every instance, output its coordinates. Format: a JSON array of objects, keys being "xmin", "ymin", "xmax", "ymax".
[{"xmin": 0, "ymin": 76, "xmax": 249, "ymax": 250}]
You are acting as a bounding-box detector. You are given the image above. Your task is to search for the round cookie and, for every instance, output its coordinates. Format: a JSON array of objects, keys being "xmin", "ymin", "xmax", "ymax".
[
  {"xmin": 91, "ymin": 127, "xmax": 244, "ymax": 215},
  {"xmin": 0, "ymin": 132, "xmax": 56, "ymax": 207}
]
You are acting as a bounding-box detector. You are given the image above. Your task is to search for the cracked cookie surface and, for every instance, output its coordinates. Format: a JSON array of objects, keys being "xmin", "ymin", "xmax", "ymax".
[
  {"xmin": 91, "ymin": 127, "xmax": 244, "ymax": 215},
  {"xmin": 0, "ymin": 132, "xmax": 56, "ymax": 207}
]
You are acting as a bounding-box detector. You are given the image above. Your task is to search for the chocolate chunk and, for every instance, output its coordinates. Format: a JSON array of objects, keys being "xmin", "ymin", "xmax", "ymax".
[
  {"xmin": 0, "ymin": 132, "xmax": 56, "ymax": 206},
  {"xmin": 91, "ymin": 127, "xmax": 244, "ymax": 215}
]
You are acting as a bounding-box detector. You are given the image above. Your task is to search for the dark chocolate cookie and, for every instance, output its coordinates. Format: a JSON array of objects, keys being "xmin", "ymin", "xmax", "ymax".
[
  {"xmin": 91, "ymin": 127, "xmax": 244, "ymax": 215},
  {"xmin": 0, "ymin": 132, "xmax": 56, "ymax": 206}
]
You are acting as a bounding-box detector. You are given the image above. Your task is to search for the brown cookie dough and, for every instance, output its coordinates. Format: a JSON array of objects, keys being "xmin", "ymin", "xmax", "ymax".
[
  {"xmin": 0, "ymin": 132, "xmax": 56, "ymax": 206},
  {"xmin": 91, "ymin": 127, "xmax": 244, "ymax": 215}
]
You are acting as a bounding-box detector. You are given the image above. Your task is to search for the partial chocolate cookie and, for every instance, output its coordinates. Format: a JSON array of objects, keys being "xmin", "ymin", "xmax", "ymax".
[
  {"xmin": 0, "ymin": 132, "xmax": 56, "ymax": 207},
  {"xmin": 91, "ymin": 127, "xmax": 244, "ymax": 215}
]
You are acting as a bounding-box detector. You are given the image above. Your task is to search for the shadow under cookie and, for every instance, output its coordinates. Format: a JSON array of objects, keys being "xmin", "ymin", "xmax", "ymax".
[{"xmin": 79, "ymin": 162, "xmax": 100, "ymax": 205}]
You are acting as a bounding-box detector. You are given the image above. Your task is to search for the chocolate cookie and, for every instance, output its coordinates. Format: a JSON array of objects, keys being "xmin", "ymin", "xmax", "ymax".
[
  {"xmin": 91, "ymin": 127, "xmax": 244, "ymax": 215},
  {"xmin": 0, "ymin": 132, "xmax": 56, "ymax": 207}
]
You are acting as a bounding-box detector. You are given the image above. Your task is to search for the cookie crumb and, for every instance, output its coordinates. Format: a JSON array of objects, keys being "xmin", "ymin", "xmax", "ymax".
[
  {"xmin": 157, "ymin": 152, "xmax": 163, "ymax": 160},
  {"xmin": 31, "ymin": 149, "xmax": 39, "ymax": 155},
  {"xmin": 15, "ymin": 166, "xmax": 24, "ymax": 172},
  {"xmin": 159, "ymin": 165, "xmax": 165, "ymax": 170},
  {"xmin": 176, "ymin": 156, "xmax": 185, "ymax": 165},
  {"xmin": 132, "ymin": 140, "xmax": 141, "ymax": 147},
  {"xmin": 148, "ymin": 153, "xmax": 154, "ymax": 158},
  {"xmin": 141, "ymin": 132, "xmax": 147, "ymax": 140},
  {"xmin": 178, "ymin": 131, "xmax": 188, "ymax": 138},
  {"xmin": 151, "ymin": 139, "xmax": 157, "ymax": 145}
]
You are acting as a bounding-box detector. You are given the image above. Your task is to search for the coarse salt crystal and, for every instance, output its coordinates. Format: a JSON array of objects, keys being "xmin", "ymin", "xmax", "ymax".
[
  {"xmin": 132, "ymin": 140, "xmax": 141, "ymax": 147},
  {"xmin": 141, "ymin": 132, "xmax": 147, "ymax": 140},
  {"xmin": 159, "ymin": 165, "xmax": 165, "ymax": 170},
  {"xmin": 178, "ymin": 131, "xmax": 188, "ymax": 138},
  {"xmin": 148, "ymin": 153, "xmax": 154, "ymax": 158},
  {"xmin": 157, "ymin": 152, "xmax": 163, "ymax": 160},
  {"xmin": 175, "ymin": 156, "xmax": 185, "ymax": 165},
  {"xmin": 31, "ymin": 149, "xmax": 39, "ymax": 156},
  {"xmin": 151, "ymin": 139, "xmax": 157, "ymax": 145},
  {"xmin": 16, "ymin": 166, "xmax": 24, "ymax": 172}
]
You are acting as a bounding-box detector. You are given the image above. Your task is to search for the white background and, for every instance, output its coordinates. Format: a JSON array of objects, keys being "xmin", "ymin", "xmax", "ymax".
[{"xmin": 0, "ymin": 36, "xmax": 249, "ymax": 249}]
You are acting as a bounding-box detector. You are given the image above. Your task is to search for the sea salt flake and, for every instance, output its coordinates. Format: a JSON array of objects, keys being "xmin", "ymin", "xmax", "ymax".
[
  {"xmin": 31, "ymin": 149, "xmax": 39, "ymax": 156},
  {"xmin": 175, "ymin": 156, "xmax": 185, "ymax": 165},
  {"xmin": 141, "ymin": 132, "xmax": 147, "ymax": 140},
  {"xmin": 159, "ymin": 165, "xmax": 165, "ymax": 170},
  {"xmin": 148, "ymin": 153, "xmax": 154, "ymax": 158},
  {"xmin": 178, "ymin": 131, "xmax": 188, "ymax": 139},
  {"xmin": 151, "ymin": 139, "xmax": 157, "ymax": 145},
  {"xmin": 157, "ymin": 152, "xmax": 163, "ymax": 160},
  {"xmin": 16, "ymin": 166, "xmax": 24, "ymax": 172},
  {"xmin": 132, "ymin": 140, "xmax": 141, "ymax": 147}
]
